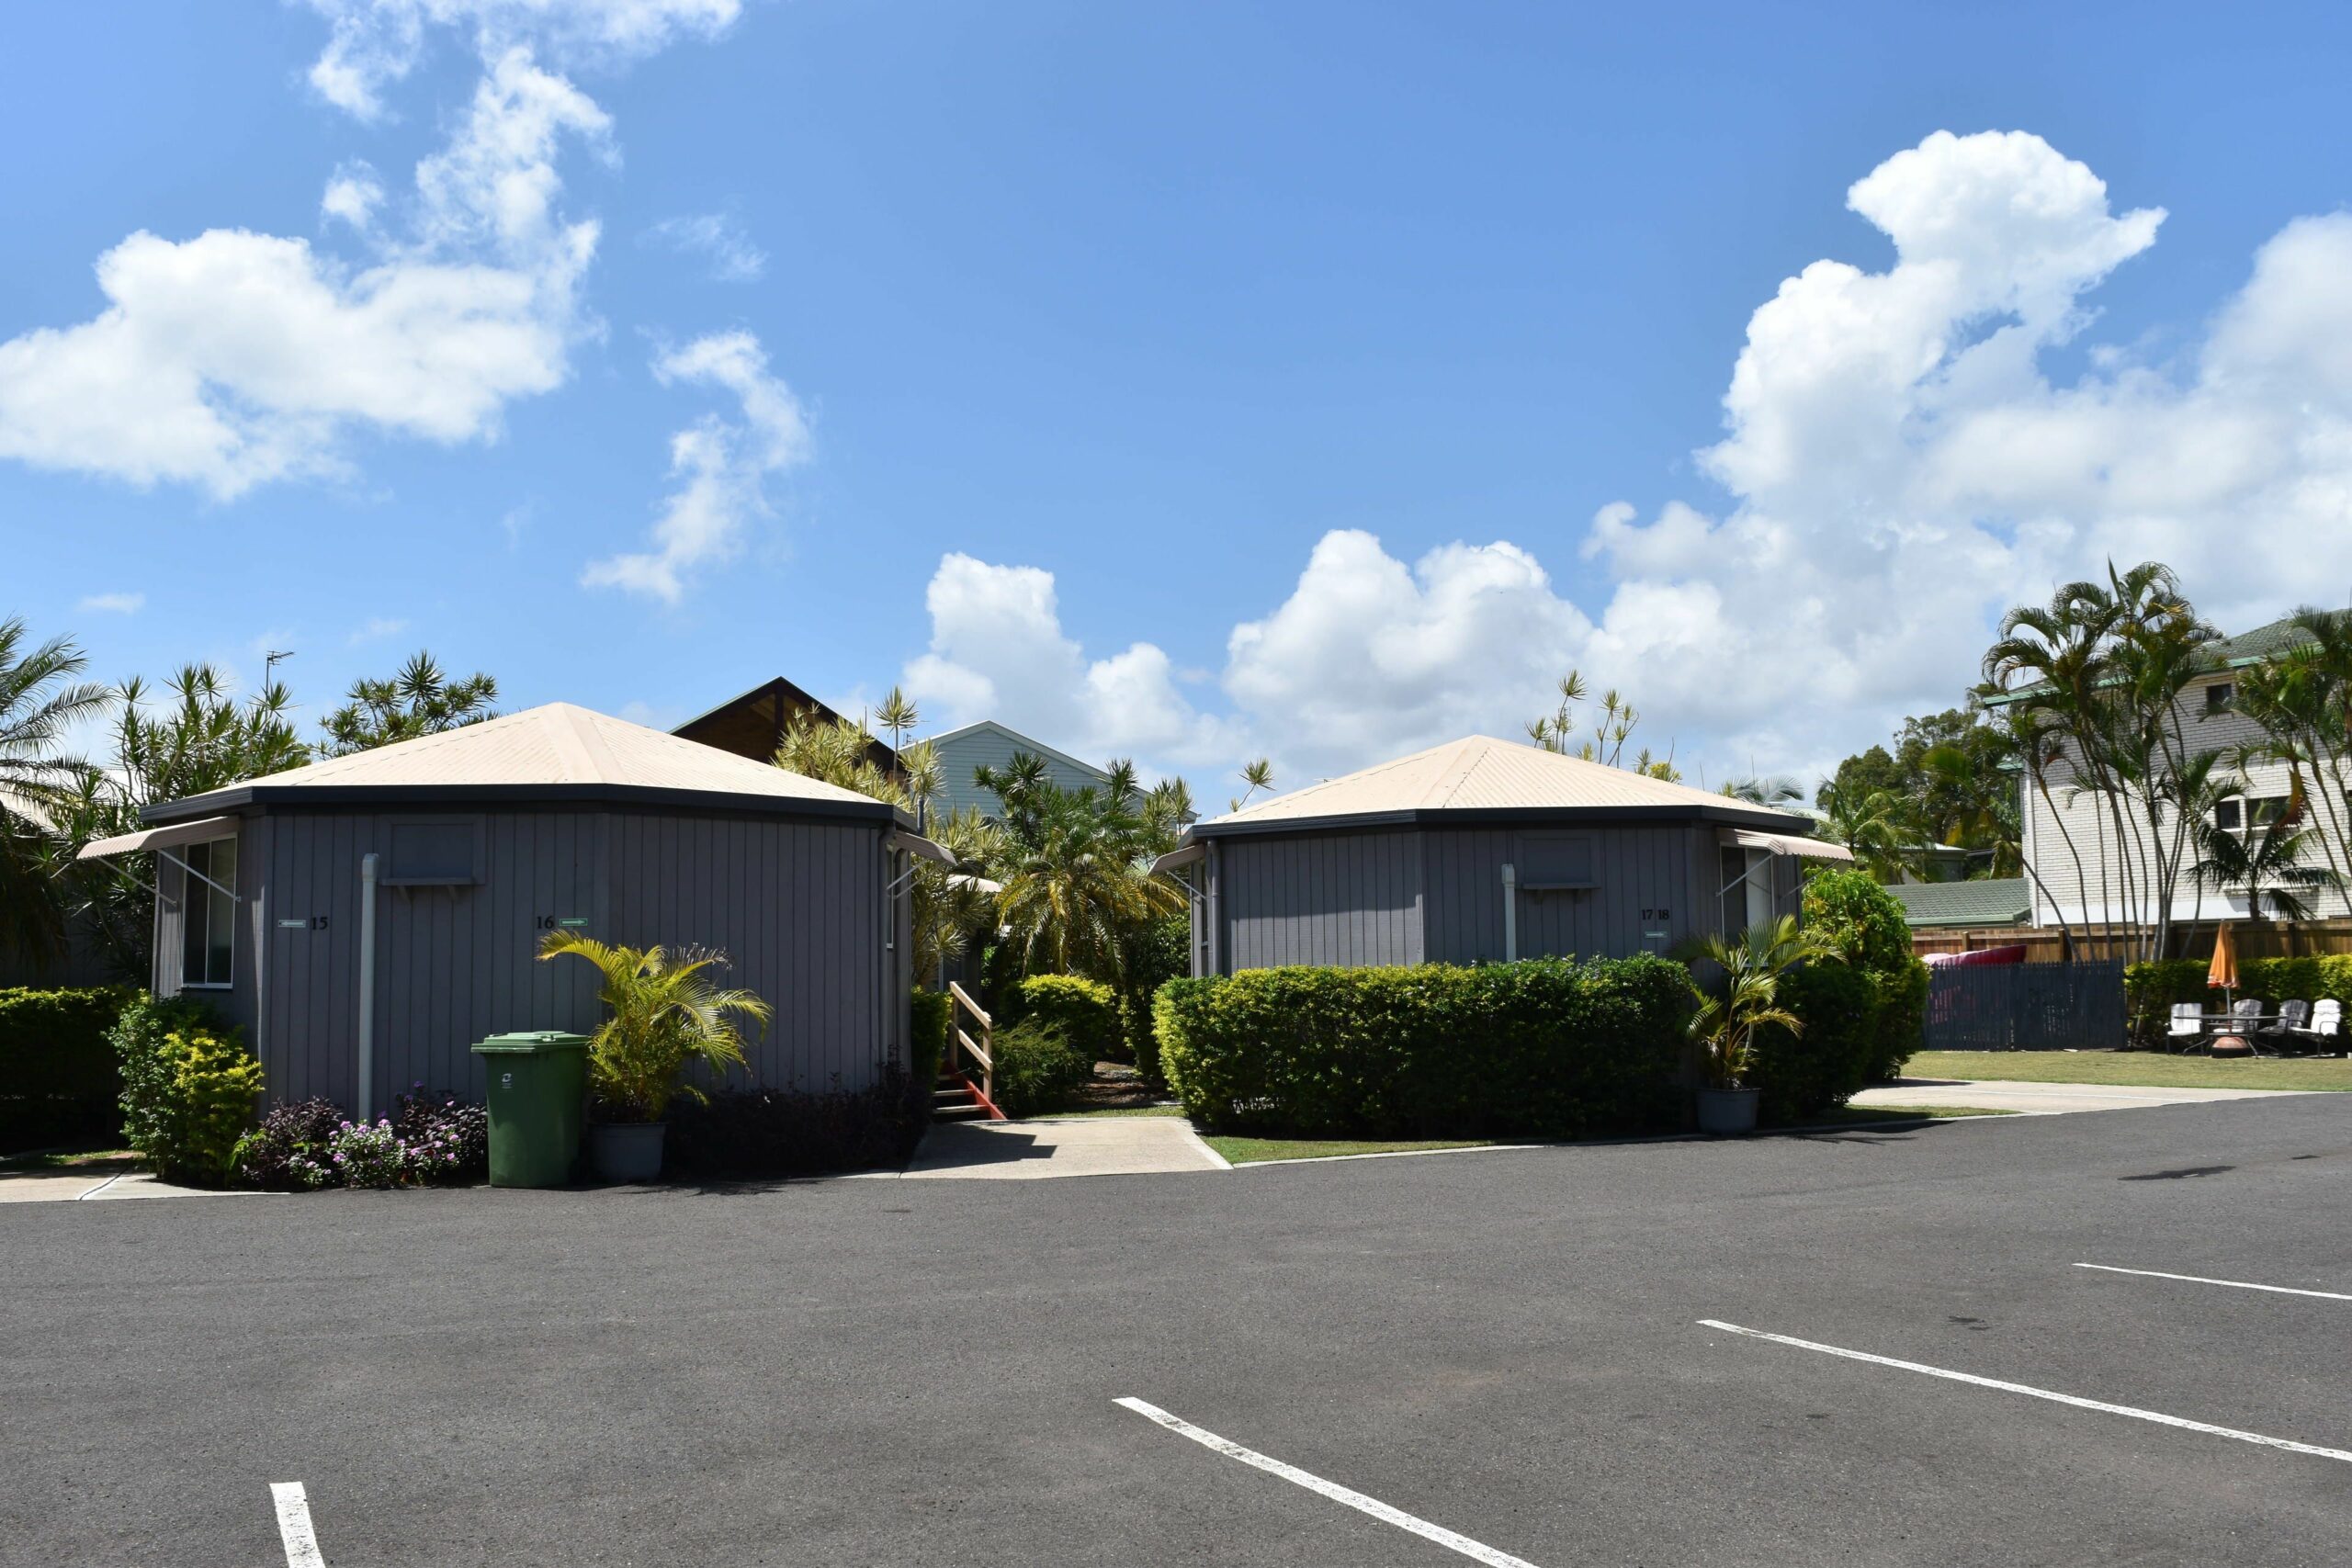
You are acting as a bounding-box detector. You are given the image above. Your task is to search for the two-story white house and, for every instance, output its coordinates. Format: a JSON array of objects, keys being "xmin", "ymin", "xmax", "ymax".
[{"xmin": 1998, "ymin": 615, "xmax": 2352, "ymax": 932}]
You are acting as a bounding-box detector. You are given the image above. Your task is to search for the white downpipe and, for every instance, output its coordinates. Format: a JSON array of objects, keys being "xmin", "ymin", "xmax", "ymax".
[
  {"xmin": 1501, "ymin": 863, "xmax": 1518, "ymax": 962},
  {"xmin": 357, "ymin": 852, "xmax": 379, "ymax": 1122}
]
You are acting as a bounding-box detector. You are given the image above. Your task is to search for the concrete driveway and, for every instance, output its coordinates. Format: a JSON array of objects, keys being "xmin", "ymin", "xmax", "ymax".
[
  {"xmin": 1851, "ymin": 1077, "xmax": 2320, "ymax": 1114},
  {"xmin": 899, "ymin": 1112, "xmax": 1229, "ymax": 1179}
]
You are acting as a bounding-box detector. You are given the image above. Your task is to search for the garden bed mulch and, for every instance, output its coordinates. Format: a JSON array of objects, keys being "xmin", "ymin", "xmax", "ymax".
[{"xmin": 1069, "ymin": 1062, "xmax": 1169, "ymax": 1111}]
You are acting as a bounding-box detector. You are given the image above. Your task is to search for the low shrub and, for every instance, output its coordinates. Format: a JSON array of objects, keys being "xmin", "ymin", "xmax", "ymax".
[
  {"xmin": 1012, "ymin": 975, "xmax": 1120, "ymax": 1065},
  {"xmin": 910, "ymin": 989, "xmax": 950, "ymax": 1089},
  {"xmin": 327, "ymin": 1119, "xmax": 411, "ymax": 1189},
  {"xmin": 1155, "ymin": 956, "xmax": 1700, "ymax": 1140},
  {"xmin": 111, "ymin": 994, "xmax": 262, "ymax": 1184},
  {"xmin": 233, "ymin": 1098, "xmax": 347, "ymax": 1189},
  {"xmin": 0, "ymin": 986, "xmax": 135, "ymax": 1152},
  {"xmin": 2123, "ymin": 958, "xmax": 2212, "ymax": 1043},
  {"xmin": 391, "ymin": 1086, "xmax": 488, "ymax": 1184},
  {"xmin": 1120, "ymin": 913, "xmax": 1193, "ymax": 1087},
  {"xmin": 1866, "ymin": 957, "xmax": 1930, "ymax": 1083},
  {"xmin": 1746, "ymin": 961, "xmax": 1878, "ymax": 1123},
  {"xmin": 990, "ymin": 1018, "xmax": 1092, "ymax": 1119},
  {"xmin": 1802, "ymin": 870, "xmax": 1913, "ymax": 973},
  {"xmin": 665, "ymin": 1069, "xmax": 926, "ymax": 1178}
]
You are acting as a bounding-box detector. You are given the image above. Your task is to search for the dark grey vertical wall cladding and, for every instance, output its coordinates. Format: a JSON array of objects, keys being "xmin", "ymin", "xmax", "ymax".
[
  {"xmin": 1216, "ymin": 829, "xmax": 1424, "ymax": 972},
  {"xmin": 251, "ymin": 808, "xmax": 607, "ymax": 1109},
  {"xmin": 1419, "ymin": 825, "xmax": 1702, "ymax": 964},
  {"xmin": 158, "ymin": 804, "xmax": 904, "ymax": 1110},
  {"xmin": 604, "ymin": 809, "xmax": 895, "ymax": 1094}
]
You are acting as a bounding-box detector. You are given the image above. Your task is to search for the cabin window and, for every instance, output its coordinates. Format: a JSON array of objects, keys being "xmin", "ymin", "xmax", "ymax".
[
  {"xmin": 179, "ymin": 838, "xmax": 237, "ymax": 988},
  {"xmin": 2204, "ymin": 682, "xmax": 2234, "ymax": 714},
  {"xmin": 1719, "ymin": 846, "xmax": 1777, "ymax": 935}
]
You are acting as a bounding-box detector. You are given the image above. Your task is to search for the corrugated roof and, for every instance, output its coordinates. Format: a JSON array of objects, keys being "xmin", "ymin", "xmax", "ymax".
[
  {"xmin": 1198, "ymin": 735, "xmax": 1811, "ymax": 833},
  {"xmin": 149, "ymin": 703, "xmax": 893, "ymax": 820},
  {"xmin": 1889, "ymin": 877, "xmax": 2031, "ymax": 928}
]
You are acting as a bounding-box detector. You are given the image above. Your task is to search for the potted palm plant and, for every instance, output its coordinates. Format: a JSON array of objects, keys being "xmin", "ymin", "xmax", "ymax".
[
  {"xmin": 537, "ymin": 933, "xmax": 771, "ymax": 1181},
  {"xmin": 1679, "ymin": 916, "xmax": 1818, "ymax": 1135}
]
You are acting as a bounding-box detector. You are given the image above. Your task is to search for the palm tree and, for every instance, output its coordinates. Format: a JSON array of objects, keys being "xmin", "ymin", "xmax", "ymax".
[
  {"xmin": 0, "ymin": 619, "xmax": 109, "ymax": 967},
  {"xmin": 1815, "ymin": 778, "xmax": 1907, "ymax": 882},
  {"xmin": 1229, "ymin": 758, "xmax": 1274, "ymax": 813},
  {"xmin": 2189, "ymin": 784, "xmax": 2346, "ymax": 929},
  {"xmin": 996, "ymin": 779, "xmax": 1186, "ymax": 981},
  {"xmin": 536, "ymin": 933, "xmax": 771, "ymax": 1120},
  {"xmin": 320, "ymin": 651, "xmax": 498, "ymax": 757},
  {"xmin": 2237, "ymin": 606, "xmax": 2352, "ymax": 899},
  {"xmin": 1678, "ymin": 916, "xmax": 1825, "ymax": 1090},
  {"xmin": 1722, "ymin": 774, "xmax": 1804, "ymax": 807}
]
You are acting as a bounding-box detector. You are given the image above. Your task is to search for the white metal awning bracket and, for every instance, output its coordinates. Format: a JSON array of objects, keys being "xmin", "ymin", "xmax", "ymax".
[{"xmin": 157, "ymin": 847, "xmax": 241, "ymax": 902}]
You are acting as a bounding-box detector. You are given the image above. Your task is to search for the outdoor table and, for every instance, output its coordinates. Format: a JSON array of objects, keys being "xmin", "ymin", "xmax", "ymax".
[{"xmin": 2195, "ymin": 1010, "xmax": 2279, "ymax": 1058}]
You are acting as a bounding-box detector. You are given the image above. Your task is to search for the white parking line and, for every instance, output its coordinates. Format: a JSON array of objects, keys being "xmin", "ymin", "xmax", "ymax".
[
  {"xmin": 1699, "ymin": 1319, "xmax": 2352, "ymax": 1464},
  {"xmin": 271, "ymin": 1482, "xmax": 327, "ymax": 1568},
  {"xmin": 2075, "ymin": 1262, "xmax": 2352, "ymax": 1302},
  {"xmin": 1114, "ymin": 1397, "xmax": 1543, "ymax": 1567}
]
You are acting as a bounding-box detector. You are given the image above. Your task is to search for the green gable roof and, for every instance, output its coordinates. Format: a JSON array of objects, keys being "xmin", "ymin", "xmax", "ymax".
[{"xmin": 1889, "ymin": 877, "xmax": 2030, "ymax": 928}]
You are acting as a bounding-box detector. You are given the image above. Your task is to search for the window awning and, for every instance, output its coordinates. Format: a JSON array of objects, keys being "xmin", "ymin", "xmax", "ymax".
[
  {"xmin": 948, "ymin": 872, "xmax": 1002, "ymax": 895},
  {"xmin": 76, "ymin": 815, "xmax": 241, "ymax": 862},
  {"xmin": 1151, "ymin": 842, "xmax": 1205, "ymax": 874},
  {"xmin": 1718, "ymin": 826, "xmax": 1855, "ymax": 863},
  {"xmin": 886, "ymin": 829, "xmax": 956, "ymax": 868}
]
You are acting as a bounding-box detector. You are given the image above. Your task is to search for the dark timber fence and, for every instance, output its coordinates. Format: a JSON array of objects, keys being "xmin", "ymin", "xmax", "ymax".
[{"xmin": 1923, "ymin": 959, "xmax": 2127, "ymax": 1052}]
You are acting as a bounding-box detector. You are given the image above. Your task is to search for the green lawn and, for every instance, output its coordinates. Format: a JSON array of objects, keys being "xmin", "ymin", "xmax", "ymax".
[
  {"xmin": 1204, "ymin": 1134, "xmax": 1499, "ymax": 1165},
  {"xmin": 1906, "ymin": 1049, "xmax": 2352, "ymax": 1093},
  {"xmin": 0, "ymin": 1145, "xmax": 140, "ymax": 1172},
  {"xmin": 1046, "ymin": 1104, "xmax": 1185, "ymax": 1119}
]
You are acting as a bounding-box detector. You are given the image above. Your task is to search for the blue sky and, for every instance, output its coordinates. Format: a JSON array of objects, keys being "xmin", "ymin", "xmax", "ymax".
[{"xmin": 7, "ymin": 2, "xmax": 2352, "ymax": 793}]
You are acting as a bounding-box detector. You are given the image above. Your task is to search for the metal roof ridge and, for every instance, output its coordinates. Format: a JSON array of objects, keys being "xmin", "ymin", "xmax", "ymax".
[
  {"xmin": 1418, "ymin": 736, "xmax": 1490, "ymax": 809},
  {"xmin": 557, "ymin": 704, "xmax": 625, "ymax": 784}
]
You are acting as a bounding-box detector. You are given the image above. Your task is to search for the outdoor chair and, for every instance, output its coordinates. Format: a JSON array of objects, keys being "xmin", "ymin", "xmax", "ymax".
[
  {"xmin": 2295, "ymin": 998, "xmax": 2344, "ymax": 1056},
  {"xmin": 2166, "ymin": 1002, "xmax": 2207, "ymax": 1051},
  {"xmin": 2259, "ymin": 998, "xmax": 2311, "ymax": 1053}
]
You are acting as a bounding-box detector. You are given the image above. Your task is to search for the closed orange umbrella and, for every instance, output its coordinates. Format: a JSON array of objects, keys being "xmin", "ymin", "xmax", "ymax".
[{"xmin": 2209, "ymin": 921, "xmax": 2239, "ymax": 998}]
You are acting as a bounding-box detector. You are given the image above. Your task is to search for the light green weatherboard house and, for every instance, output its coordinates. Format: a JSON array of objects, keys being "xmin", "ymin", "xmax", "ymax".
[{"xmin": 922, "ymin": 720, "xmax": 1113, "ymax": 821}]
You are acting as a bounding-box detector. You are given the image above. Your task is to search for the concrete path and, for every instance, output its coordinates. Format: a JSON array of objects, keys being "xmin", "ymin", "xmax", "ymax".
[
  {"xmin": 0, "ymin": 1168, "xmax": 261, "ymax": 1202},
  {"xmin": 899, "ymin": 1114, "xmax": 1229, "ymax": 1179},
  {"xmin": 1851, "ymin": 1077, "xmax": 2322, "ymax": 1114}
]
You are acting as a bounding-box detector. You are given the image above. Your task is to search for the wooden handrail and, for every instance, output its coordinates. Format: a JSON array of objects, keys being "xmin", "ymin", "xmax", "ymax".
[
  {"xmin": 946, "ymin": 981, "xmax": 995, "ymax": 1107},
  {"xmin": 947, "ymin": 981, "xmax": 991, "ymax": 1027}
]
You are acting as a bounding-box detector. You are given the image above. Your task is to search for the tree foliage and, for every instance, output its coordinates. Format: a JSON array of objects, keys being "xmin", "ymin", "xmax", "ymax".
[{"xmin": 320, "ymin": 650, "xmax": 497, "ymax": 757}]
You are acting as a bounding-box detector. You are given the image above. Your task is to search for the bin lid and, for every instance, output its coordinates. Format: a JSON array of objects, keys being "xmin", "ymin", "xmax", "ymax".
[{"xmin": 471, "ymin": 1032, "xmax": 592, "ymax": 1055}]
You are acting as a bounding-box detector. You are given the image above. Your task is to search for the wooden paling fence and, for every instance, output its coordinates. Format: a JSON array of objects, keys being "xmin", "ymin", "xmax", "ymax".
[
  {"xmin": 1913, "ymin": 919, "xmax": 2352, "ymax": 964},
  {"xmin": 1922, "ymin": 959, "xmax": 2127, "ymax": 1052}
]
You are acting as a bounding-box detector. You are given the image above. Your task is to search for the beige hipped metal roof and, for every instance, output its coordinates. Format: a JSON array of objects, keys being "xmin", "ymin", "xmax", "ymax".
[
  {"xmin": 1199, "ymin": 735, "xmax": 1814, "ymax": 831},
  {"xmin": 147, "ymin": 703, "xmax": 896, "ymax": 821}
]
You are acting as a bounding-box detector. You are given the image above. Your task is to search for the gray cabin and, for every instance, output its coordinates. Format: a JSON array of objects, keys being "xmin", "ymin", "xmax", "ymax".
[
  {"xmin": 1154, "ymin": 735, "xmax": 1850, "ymax": 976},
  {"xmin": 79, "ymin": 704, "xmax": 944, "ymax": 1117}
]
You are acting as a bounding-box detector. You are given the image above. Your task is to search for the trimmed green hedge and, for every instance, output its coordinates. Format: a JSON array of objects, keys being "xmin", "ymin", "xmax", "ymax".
[
  {"xmin": 1748, "ymin": 963, "xmax": 1879, "ymax": 1123},
  {"xmin": 1013, "ymin": 975, "xmax": 1120, "ymax": 1065},
  {"xmin": 0, "ymin": 987, "xmax": 135, "ymax": 1152},
  {"xmin": 910, "ymin": 989, "xmax": 950, "ymax": 1089},
  {"xmin": 1866, "ymin": 959, "xmax": 1930, "ymax": 1083},
  {"xmin": 991, "ymin": 1018, "xmax": 1092, "ymax": 1119},
  {"xmin": 110, "ymin": 992, "xmax": 262, "ymax": 1184},
  {"xmin": 1803, "ymin": 869, "xmax": 1913, "ymax": 973},
  {"xmin": 1154, "ymin": 956, "xmax": 1700, "ymax": 1140}
]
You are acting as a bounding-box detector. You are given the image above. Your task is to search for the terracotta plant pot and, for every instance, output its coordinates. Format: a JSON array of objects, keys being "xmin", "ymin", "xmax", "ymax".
[
  {"xmin": 588, "ymin": 1121, "xmax": 666, "ymax": 1182},
  {"xmin": 1696, "ymin": 1086, "xmax": 1761, "ymax": 1135}
]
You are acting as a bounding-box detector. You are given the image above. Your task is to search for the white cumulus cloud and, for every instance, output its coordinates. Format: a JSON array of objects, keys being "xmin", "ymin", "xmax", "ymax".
[
  {"xmin": 898, "ymin": 130, "xmax": 2352, "ymax": 793},
  {"xmin": 0, "ymin": 8, "xmax": 719, "ymax": 500},
  {"xmin": 642, "ymin": 211, "xmax": 766, "ymax": 283},
  {"xmin": 77, "ymin": 592, "xmax": 145, "ymax": 615},
  {"xmin": 582, "ymin": 331, "xmax": 809, "ymax": 603}
]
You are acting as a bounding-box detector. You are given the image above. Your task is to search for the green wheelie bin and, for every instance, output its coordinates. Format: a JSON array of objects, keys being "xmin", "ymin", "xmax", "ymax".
[{"xmin": 470, "ymin": 1032, "xmax": 590, "ymax": 1187}]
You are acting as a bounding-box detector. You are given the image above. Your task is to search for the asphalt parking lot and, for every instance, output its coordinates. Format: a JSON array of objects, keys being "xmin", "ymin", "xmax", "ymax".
[{"xmin": 5, "ymin": 1097, "xmax": 2349, "ymax": 1566}]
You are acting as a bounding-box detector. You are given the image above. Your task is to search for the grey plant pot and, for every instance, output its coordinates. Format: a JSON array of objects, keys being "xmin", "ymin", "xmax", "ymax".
[
  {"xmin": 1696, "ymin": 1087, "xmax": 1761, "ymax": 1136},
  {"xmin": 588, "ymin": 1121, "xmax": 667, "ymax": 1183}
]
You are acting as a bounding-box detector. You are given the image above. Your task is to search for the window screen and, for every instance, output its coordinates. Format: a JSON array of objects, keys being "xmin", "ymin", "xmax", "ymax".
[
  {"xmin": 387, "ymin": 819, "xmax": 479, "ymax": 884},
  {"xmin": 1514, "ymin": 833, "xmax": 1595, "ymax": 888},
  {"xmin": 179, "ymin": 838, "xmax": 237, "ymax": 988}
]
